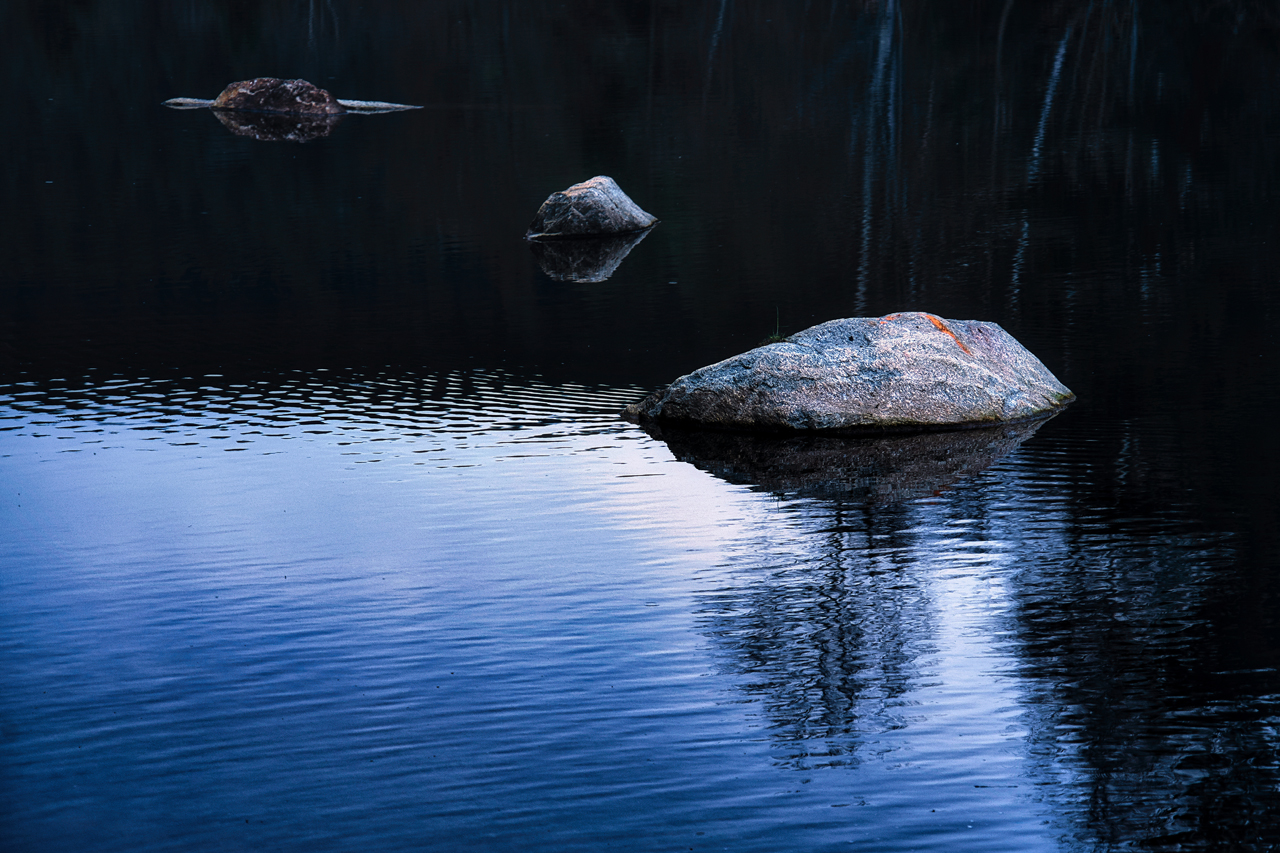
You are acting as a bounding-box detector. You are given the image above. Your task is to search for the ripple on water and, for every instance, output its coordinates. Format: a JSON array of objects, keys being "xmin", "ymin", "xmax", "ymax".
[
  {"xmin": 2, "ymin": 372, "xmax": 1277, "ymax": 852},
  {"xmin": 0, "ymin": 368, "xmax": 644, "ymax": 463}
]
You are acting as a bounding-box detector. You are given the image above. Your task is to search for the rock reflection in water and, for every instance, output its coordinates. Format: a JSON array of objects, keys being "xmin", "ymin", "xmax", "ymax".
[
  {"xmin": 528, "ymin": 229, "xmax": 652, "ymax": 282},
  {"xmin": 674, "ymin": 420, "xmax": 1054, "ymax": 774},
  {"xmin": 212, "ymin": 109, "xmax": 343, "ymax": 143},
  {"xmin": 691, "ymin": 417, "xmax": 1280, "ymax": 846},
  {"xmin": 642, "ymin": 416, "xmax": 1051, "ymax": 501}
]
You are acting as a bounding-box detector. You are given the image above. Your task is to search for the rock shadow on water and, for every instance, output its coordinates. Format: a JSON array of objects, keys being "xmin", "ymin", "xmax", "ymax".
[
  {"xmin": 638, "ymin": 416, "xmax": 1054, "ymax": 502},
  {"xmin": 527, "ymin": 229, "xmax": 653, "ymax": 283}
]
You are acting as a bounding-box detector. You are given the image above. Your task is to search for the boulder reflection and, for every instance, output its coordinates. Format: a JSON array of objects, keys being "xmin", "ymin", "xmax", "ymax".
[
  {"xmin": 688, "ymin": 416, "xmax": 1280, "ymax": 846},
  {"xmin": 527, "ymin": 229, "xmax": 652, "ymax": 282},
  {"xmin": 700, "ymin": 499, "xmax": 937, "ymax": 770},
  {"xmin": 212, "ymin": 109, "xmax": 343, "ymax": 143},
  {"xmin": 642, "ymin": 417, "xmax": 1049, "ymax": 501},
  {"xmin": 675, "ymin": 421, "xmax": 1048, "ymax": 771}
]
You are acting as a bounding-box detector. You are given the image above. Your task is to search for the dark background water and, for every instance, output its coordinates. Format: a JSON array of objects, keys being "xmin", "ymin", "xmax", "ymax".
[{"xmin": 3, "ymin": 1, "xmax": 1280, "ymax": 850}]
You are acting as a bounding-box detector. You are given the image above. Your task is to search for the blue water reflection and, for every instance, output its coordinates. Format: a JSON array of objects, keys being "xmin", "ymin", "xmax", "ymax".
[
  {"xmin": 6, "ymin": 1, "xmax": 1280, "ymax": 849},
  {"xmin": 5, "ymin": 373, "xmax": 1269, "ymax": 851}
]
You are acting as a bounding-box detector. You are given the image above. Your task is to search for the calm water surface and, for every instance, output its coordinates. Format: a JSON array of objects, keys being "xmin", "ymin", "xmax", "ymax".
[{"xmin": 4, "ymin": 2, "xmax": 1280, "ymax": 851}]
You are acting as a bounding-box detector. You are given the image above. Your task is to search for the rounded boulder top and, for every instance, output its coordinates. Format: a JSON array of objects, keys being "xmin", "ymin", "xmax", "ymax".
[
  {"xmin": 624, "ymin": 312, "xmax": 1075, "ymax": 433},
  {"xmin": 526, "ymin": 176, "xmax": 658, "ymax": 240},
  {"xmin": 211, "ymin": 78, "xmax": 346, "ymax": 116}
]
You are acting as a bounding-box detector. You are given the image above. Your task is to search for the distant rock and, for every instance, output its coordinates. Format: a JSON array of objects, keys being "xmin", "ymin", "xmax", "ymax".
[
  {"xmin": 163, "ymin": 79, "xmax": 420, "ymax": 143},
  {"xmin": 624, "ymin": 312, "xmax": 1074, "ymax": 433},
  {"xmin": 526, "ymin": 176, "xmax": 657, "ymax": 239},
  {"xmin": 211, "ymin": 78, "xmax": 347, "ymax": 115},
  {"xmin": 164, "ymin": 90, "xmax": 420, "ymax": 114}
]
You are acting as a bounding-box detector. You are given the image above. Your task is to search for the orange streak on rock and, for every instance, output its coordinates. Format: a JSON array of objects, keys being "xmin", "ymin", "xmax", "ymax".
[
  {"xmin": 925, "ymin": 314, "xmax": 972, "ymax": 354},
  {"xmin": 879, "ymin": 312, "xmax": 972, "ymax": 354}
]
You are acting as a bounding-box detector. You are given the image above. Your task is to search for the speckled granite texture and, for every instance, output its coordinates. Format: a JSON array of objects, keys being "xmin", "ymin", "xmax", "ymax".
[{"xmin": 625, "ymin": 312, "xmax": 1074, "ymax": 432}]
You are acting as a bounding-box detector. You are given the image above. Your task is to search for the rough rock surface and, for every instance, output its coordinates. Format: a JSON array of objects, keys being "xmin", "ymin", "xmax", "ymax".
[
  {"xmin": 624, "ymin": 312, "xmax": 1074, "ymax": 432},
  {"xmin": 211, "ymin": 78, "xmax": 346, "ymax": 115},
  {"xmin": 526, "ymin": 176, "xmax": 657, "ymax": 239}
]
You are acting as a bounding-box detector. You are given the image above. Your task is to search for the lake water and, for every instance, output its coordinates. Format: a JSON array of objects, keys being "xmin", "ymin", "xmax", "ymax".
[{"xmin": 3, "ymin": 2, "xmax": 1280, "ymax": 850}]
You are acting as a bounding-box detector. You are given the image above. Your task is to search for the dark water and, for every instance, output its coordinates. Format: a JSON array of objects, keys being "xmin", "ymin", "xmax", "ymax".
[{"xmin": 3, "ymin": 2, "xmax": 1280, "ymax": 850}]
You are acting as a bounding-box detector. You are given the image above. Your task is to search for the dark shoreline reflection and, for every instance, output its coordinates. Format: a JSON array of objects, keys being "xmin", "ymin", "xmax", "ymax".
[
  {"xmin": 1010, "ymin": 521, "xmax": 1280, "ymax": 849},
  {"xmin": 641, "ymin": 416, "xmax": 1052, "ymax": 502},
  {"xmin": 212, "ymin": 108, "xmax": 344, "ymax": 143},
  {"xmin": 527, "ymin": 229, "xmax": 653, "ymax": 282}
]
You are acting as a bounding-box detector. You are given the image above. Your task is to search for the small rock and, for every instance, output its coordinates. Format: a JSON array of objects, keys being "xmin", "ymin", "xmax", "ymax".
[
  {"xmin": 625, "ymin": 312, "xmax": 1074, "ymax": 433},
  {"xmin": 211, "ymin": 78, "xmax": 346, "ymax": 116},
  {"xmin": 526, "ymin": 176, "xmax": 657, "ymax": 239}
]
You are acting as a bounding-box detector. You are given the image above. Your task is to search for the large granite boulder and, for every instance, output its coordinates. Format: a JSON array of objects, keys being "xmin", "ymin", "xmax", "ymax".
[
  {"xmin": 211, "ymin": 78, "xmax": 346, "ymax": 115},
  {"xmin": 624, "ymin": 312, "xmax": 1074, "ymax": 433},
  {"xmin": 526, "ymin": 176, "xmax": 657, "ymax": 239}
]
